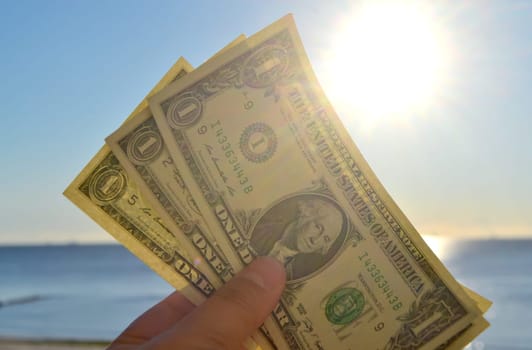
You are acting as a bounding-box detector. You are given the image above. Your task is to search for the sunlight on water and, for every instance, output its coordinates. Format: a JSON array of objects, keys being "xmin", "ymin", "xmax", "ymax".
[
  {"xmin": 421, "ymin": 234, "xmax": 449, "ymax": 261},
  {"xmin": 464, "ymin": 340, "xmax": 486, "ymax": 350}
]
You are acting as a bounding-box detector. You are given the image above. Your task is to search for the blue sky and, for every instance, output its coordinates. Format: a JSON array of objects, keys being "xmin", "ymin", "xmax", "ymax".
[{"xmin": 0, "ymin": 0, "xmax": 530, "ymax": 244}]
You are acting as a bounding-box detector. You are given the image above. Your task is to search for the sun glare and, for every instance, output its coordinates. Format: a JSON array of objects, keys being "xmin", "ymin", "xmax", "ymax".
[
  {"xmin": 422, "ymin": 235, "xmax": 448, "ymax": 260},
  {"xmin": 321, "ymin": 1, "xmax": 448, "ymax": 128}
]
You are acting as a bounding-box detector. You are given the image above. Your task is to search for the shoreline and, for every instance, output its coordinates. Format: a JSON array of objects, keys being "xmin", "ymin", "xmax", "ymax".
[{"xmin": 0, "ymin": 338, "xmax": 109, "ymax": 350}]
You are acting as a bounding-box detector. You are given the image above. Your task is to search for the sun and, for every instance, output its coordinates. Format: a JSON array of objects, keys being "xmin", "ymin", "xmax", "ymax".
[{"xmin": 320, "ymin": 1, "xmax": 448, "ymax": 128}]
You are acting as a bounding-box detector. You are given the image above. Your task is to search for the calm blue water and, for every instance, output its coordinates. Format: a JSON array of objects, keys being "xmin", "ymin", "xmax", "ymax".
[
  {"xmin": 0, "ymin": 240, "xmax": 531, "ymax": 349},
  {"xmin": 0, "ymin": 244, "xmax": 173, "ymax": 341}
]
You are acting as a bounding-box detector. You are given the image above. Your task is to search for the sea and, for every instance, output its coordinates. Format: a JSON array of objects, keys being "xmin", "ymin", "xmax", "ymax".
[{"xmin": 0, "ymin": 239, "xmax": 531, "ymax": 349}]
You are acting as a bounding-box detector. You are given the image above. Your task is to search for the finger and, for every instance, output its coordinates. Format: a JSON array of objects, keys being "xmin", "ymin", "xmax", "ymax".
[
  {"xmin": 108, "ymin": 291, "xmax": 195, "ymax": 348},
  {"xmin": 152, "ymin": 256, "xmax": 286, "ymax": 350}
]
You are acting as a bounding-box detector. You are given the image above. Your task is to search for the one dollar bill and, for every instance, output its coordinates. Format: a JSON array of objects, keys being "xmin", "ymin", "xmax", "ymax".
[
  {"xmin": 64, "ymin": 57, "xmax": 214, "ymax": 305},
  {"xmin": 133, "ymin": 14, "xmax": 483, "ymax": 350}
]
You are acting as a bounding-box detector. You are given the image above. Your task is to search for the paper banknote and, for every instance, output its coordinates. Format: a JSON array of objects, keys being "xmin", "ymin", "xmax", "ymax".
[
  {"xmin": 64, "ymin": 37, "xmax": 276, "ymax": 350},
  {"xmin": 123, "ymin": 15, "xmax": 484, "ymax": 349},
  {"xmin": 63, "ymin": 57, "xmax": 215, "ymax": 305}
]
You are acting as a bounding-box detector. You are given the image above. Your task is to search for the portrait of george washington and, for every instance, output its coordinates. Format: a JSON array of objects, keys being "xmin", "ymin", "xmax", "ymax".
[{"xmin": 249, "ymin": 194, "xmax": 349, "ymax": 282}]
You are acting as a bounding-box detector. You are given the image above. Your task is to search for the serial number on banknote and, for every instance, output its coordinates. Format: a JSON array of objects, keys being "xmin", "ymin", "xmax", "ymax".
[{"xmin": 359, "ymin": 250, "xmax": 404, "ymax": 311}]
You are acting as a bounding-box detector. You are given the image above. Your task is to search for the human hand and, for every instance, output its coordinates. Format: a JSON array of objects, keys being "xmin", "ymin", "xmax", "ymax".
[{"xmin": 108, "ymin": 256, "xmax": 286, "ymax": 350}]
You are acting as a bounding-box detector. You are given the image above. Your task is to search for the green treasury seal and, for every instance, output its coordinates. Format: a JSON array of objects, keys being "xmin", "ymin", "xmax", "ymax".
[{"xmin": 325, "ymin": 287, "xmax": 365, "ymax": 325}]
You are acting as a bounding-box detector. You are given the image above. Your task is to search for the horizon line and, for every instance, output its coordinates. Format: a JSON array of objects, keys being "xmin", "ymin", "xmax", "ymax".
[{"xmin": 1, "ymin": 234, "xmax": 532, "ymax": 247}]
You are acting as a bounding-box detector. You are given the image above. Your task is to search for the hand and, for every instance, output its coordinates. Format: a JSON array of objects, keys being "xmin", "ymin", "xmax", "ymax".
[{"xmin": 108, "ymin": 257, "xmax": 286, "ymax": 350}]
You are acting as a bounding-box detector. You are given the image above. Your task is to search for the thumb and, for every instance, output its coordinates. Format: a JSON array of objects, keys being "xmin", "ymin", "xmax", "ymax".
[{"xmin": 153, "ymin": 256, "xmax": 286, "ymax": 349}]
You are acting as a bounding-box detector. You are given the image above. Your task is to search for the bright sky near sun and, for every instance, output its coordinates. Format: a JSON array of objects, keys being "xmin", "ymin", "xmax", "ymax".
[{"xmin": 0, "ymin": 0, "xmax": 531, "ymax": 244}]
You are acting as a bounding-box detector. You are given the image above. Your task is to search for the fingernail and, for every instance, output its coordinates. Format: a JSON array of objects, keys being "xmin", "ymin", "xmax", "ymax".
[{"xmin": 239, "ymin": 256, "xmax": 286, "ymax": 290}]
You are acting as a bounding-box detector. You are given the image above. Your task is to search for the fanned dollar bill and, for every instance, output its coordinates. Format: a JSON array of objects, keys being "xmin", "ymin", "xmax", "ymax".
[
  {"xmin": 64, "ymin": 37, "xmax": 276, "ymax": 350},
  {"xmin": 127, "ymin": 14, "xmax": 485, "ymax": 349},
  {"xmin": 64, "ymin": 57, "xmax": 214, "ymax": 305}
]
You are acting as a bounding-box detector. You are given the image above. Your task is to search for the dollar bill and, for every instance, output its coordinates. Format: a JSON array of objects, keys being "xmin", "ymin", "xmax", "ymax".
[
  {"xmin": 65, "ymin": 38, "xmax": 275, "ymax": 350},
  {"xmin": 132, "ymin": 14, "xmax": 483, "ymax": 349},
  {"xmin": 64, "ymin": 57, "xmax": 215, "ymax": 305}
]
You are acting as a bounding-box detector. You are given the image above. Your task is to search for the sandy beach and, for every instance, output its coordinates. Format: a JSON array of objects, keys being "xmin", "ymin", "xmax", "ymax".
[{"xmin": 0, "ymin": 339, "xmax": 108, "ymax": 350}]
